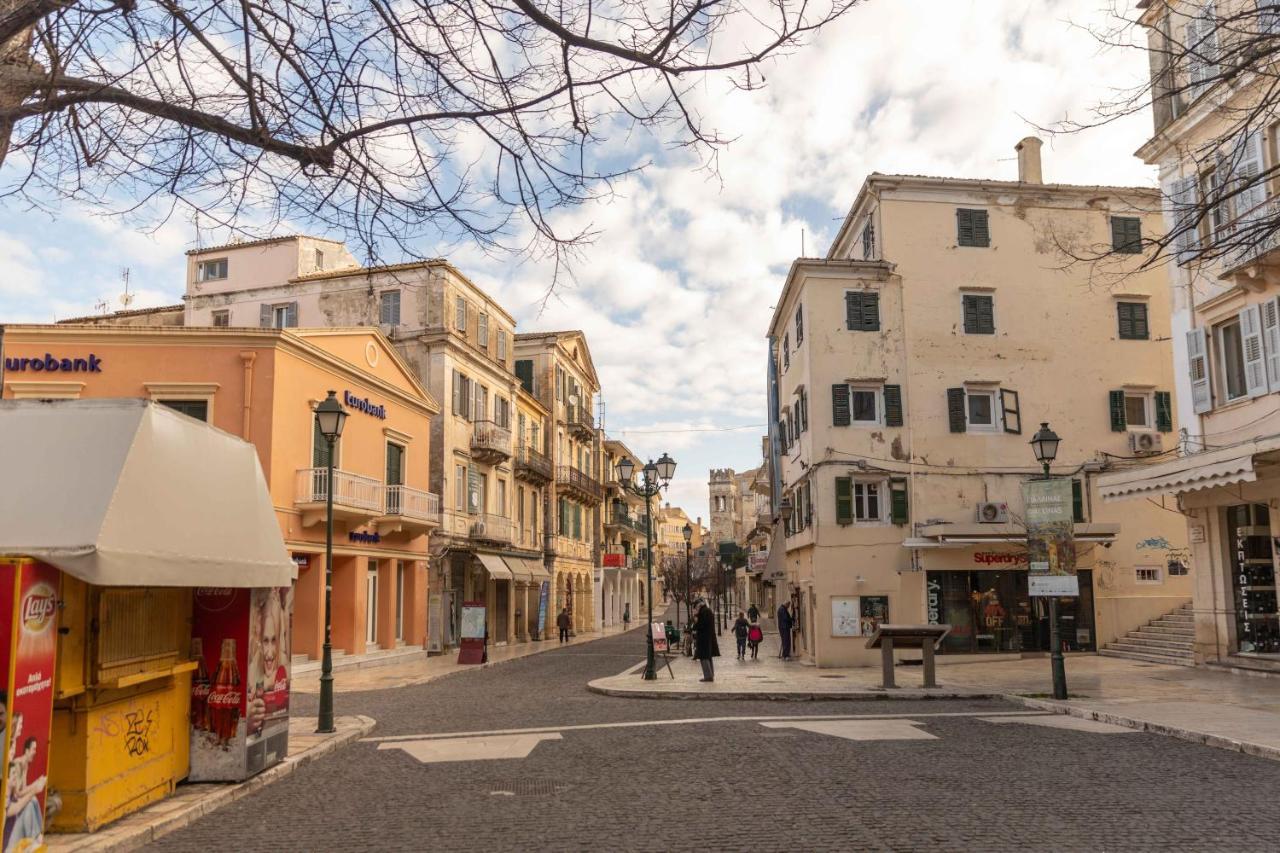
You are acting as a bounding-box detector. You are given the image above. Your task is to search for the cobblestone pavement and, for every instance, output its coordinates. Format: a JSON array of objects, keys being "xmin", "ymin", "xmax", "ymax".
[{"xmin": 148, "ymin": 628, "xmax": 1280, "ymax": 853}]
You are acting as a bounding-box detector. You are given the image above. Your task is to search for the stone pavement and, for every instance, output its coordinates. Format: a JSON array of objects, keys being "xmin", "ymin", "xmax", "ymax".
[
  {"xmin": 293, "ymin": 620, "xmax": 642, "ymax": 694},
  {"xmin": 590, "ymin": 621, "xmax": 1280, "ymax": 761},
  {"xmin": 49, "ymin": 715, "xmax": 373, "ymax": 853}
]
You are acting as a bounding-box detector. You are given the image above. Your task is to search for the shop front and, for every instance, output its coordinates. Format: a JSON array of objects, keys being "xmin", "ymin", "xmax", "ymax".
[
  {"xmin": 925, "ymin": 567, "xmax": 1097, "ymax": 654},
  {"xmin": 0, "ymin": 399, "xmax": 296, "ymax": 837}
]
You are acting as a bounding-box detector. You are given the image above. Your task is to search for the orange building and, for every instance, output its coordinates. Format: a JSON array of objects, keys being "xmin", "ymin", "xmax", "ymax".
[{"xmin": 0, "ymin": 325, "xmax": 440, "ymax": 660}]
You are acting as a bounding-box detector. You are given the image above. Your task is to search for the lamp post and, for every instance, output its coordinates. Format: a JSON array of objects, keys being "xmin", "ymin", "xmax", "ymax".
[
  {"xmin": 314, "ymin": 390, "xmax": 347, "ymax": 733},
  {"xmin": 617, "ymin": 452, "xmax": 677, "ymax": 680},
  {"xmin": 682, "ymin": 523, "xmax": 692, "ymax": 635},
  {"xmin": 1029, "ymin": 421, "xmax": 1068, "ymax": 701},
  {"xmin": 778, "ymin": 497, "xmax": 794, "ymax": 651}
]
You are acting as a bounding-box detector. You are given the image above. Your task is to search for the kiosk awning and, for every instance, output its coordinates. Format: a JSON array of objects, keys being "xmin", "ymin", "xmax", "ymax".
[
  {"xmin": 0, "ymin": 399, "xmax": 295, "ymax": 587},
  {"xmin": 477, "ymin": 552, "xmax": 513, "ymax": 580}
]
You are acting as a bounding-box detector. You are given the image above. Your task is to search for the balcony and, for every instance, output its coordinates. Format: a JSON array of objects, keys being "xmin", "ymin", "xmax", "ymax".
[
  {"xmin": 295, "ymin": 468, "xmax": 383, "ymax": 527},
  {"xmin": 376, "ymin": 485, "xmax": 441, "ymax": 535},
  {"xmin": 469, "ymin": 513, "xmax": 512, "ymax": 544},
  {"xmin": 1218, "ymin": 196, "xmax": 1280, "ymax": 286},
  {"xmin": 557, "ymin": 465, "xmax": 603, "ymax": 504},
  {"xmin": 514, "ymin": 445, "xmax": 553, "ymax": 485},
  {"xmin": 546, "ymin": 534, "xmax": 593, "ymax": 562},
  {"xmin": 470, "ymin": 420, "xmax": 512, "ymax": 464},
  {"xmin": 566, "ymin": 405, "xmax": 595, "ymax": 441},
  {"xmin": 605, "ymin": 508, "xmax": 647, "ymax": 537}
]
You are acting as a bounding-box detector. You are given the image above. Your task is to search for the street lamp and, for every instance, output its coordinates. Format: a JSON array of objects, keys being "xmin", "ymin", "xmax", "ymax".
[
  {"xmin": 618, "ymin": 452, "xmax": 676, "ymax": 680},
  {"xmin": 1029, "ymin": 421, "xmax": 1067, "ymax": 701},
  {"xmin": 682, "ymin": 523, "xmax": 692, "ymax": 635},
  {"xmin": 314, "ymin": 390, "xmax": 347, "ymax": 733}
]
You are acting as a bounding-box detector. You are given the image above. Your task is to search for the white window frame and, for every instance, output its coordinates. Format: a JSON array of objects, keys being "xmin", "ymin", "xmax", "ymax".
[
  {"xmin": 196, "ymin": 258, "xmax": 228, "ymax": 282},
  {"xmin": 849, "ymin": 384, "xmax": 882, "ymax": 426},
  {"xmin": 1214, "ymin": 317, "xmax": 1249, "ymax": 403},
  {"xmin": 852, "ymin": 479, "xmax": 886, "ymax": 524},
  {"xmin": 479, "ymin": 313, "xmax": 489, "ymax": 347},
  {"xmin": 964, "ymin": 388, "xmax": 1000, "ymax": 432},
  {"xmin": 1124, "ymin": 390, "xmax": 1154, "ymax": 431},
  {"xmin": 211, "ymin": 310, "xmax": 230, "ymax": 327},
  {"xmin": 1135, "ymin": 565, "xmax": 1162, "ymax": 585},
  {"xmin": 271, "ymin": 304, "xmax": 291, "ymax": 329}
]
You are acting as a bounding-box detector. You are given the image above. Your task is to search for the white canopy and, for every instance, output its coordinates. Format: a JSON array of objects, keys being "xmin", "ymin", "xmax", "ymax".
[{"xmin": 0, "ymin": 399, "xmax": 295, "ymax": 587}]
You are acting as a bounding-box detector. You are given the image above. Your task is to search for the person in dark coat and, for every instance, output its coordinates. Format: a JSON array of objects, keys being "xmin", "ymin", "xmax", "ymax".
[
  {"xmin": 777, "ymin": 602, "xmax": 794, "ymax": 659},
  {"xmin": 556, "ymin": 607, "xmax": 571, "ymax": 643},
  {"xmin": 693, "ymin": 602, "xmax": 720, "ymax": 682},
  {"xmin": 747, "ymin": 603, "xmax": 759, "ymax": 622},
  {"xmin": 732, "ymin": 612, "xmax": 750, "ymax": 660}
]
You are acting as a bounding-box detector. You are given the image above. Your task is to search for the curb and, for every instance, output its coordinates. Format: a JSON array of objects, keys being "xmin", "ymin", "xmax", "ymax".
[
  {"xmin": 586, "ymin": 682, "xmax": 1002, "ymax": 701},
  {"xmin": 54, "ymin": 715, "xmax": 377, "ymax": 852},
  {"xmin": 1004, "ymin": 696, "xmax": 1280, "ymax": 763}
]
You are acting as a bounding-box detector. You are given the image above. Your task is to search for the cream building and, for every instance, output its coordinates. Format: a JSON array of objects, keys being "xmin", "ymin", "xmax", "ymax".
[
  {"xmin": 514, "ymin": 331, "xmax": 603, "ymax": 634},
  {"xmin": 599, "ymin": 438, "xmax": 647, "ymax": 628},
  {"xmin": 1098, "ymin": 1, "xmax": 1280, "ymax": 670},
  {"xmin": 768, "ymin": 142, "xmax": 1192, "ymax": 667}
]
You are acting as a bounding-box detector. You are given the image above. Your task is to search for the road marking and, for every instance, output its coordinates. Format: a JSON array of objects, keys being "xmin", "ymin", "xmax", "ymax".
[
  {"xmin": 979, "ymin": 715, "xmax": 1137, "ymax": 734},
  {"xmin": 760, "ymin": 719, "xmax": 937, "ymax": 741},
  {"xmin": 379, "ymin": 732, "xmax": 563, "ymax": 764},
  {"xmin": 362, "ymin": 710, "xmax": 1049, "ymax": 743}
]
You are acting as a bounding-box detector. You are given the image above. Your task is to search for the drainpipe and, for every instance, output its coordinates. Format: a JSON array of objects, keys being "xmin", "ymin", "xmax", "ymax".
[{"xmin": 239, "ymin": 351, "xmax": 257, "ymax": 440}]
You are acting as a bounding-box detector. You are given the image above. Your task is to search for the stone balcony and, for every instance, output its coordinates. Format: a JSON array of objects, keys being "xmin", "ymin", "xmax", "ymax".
[
  {"xmin": 295, "ymin": 467, "xmax": 383, "ymax": 527},
  {"xmin": 514, "ymin": 445, "xmax": 553, "ymax": 485},
  {"xmin": 470, "ymin": 420, "xmax": 512, "ymax": 464},
  {"xmin": 556, "ymin": 465, "xmax": 603, "ymax": 504},
  {"xmin": 566, "ymin": 405, "xmax": 595, "ymax": 441}
]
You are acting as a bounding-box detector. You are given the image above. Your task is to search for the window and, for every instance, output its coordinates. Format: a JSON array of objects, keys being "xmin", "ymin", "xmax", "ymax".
[
  {"xmin": 795, "ymin": 305, "xmax": 804, "ymax": 344},
  {"xmin": 851, "ymin": 387, "xmax": 878, "ymax": 424},
  {"xmin": 1135, "ymin": 566, "xmax": 1162, "ymax": 585},
  {"xmin": 1111, "ymin": 216, "xmax": 1142, "ymax": 253},
  {"xmin": 211, "ymin": 310, "xmax": 229, "ymax": 327},
  {"xmin": 479, "ymin": 313, "xmax": 489, "ymax": 347},
  {"xmin": 1124, "ymin": 392, "xmax": 1151, "ymax": 429},
  {"xmin": 962, "ymin": 294, "xmax": 995, "ymax": 335},
  {"xmin": 1117, "ymin": 302, "xmax": 1149, "ymax": 340},
  {"xmin": 196, "ymin": 258, "xmax": 228, "ymax": 282},
  {"xmin": 1216, "ymin": 317, "xmax": 1249, "ymax": 402},
  {"xmin": 315, "ymin": 248, "xmax": 325, "ymax": 270},
  {"xmin": 965, "ymin": 389, "xmax": 997, "ymax": 431},
  {"xmin": 956, "ymin": 208, "xmax": 990, "ymax": 247},
  {"xmin": 498, "ymin": 330, "xmax": 507, "ymax": 362},
  {"xmin": 385, "ymin": 442, "xmax": 405, "ymax": 486},
  {"xmin": 455, "ymin": 295, "xmax": 467, "ymax": 331},
  {"xmin": 380, "ymin": 290, "xmax": 401, "ymax": 325},
  {"xmin": 796, "ymin": 388, "xmax": 809, "ymax": 433},
  {"xmin": 159, "ymin": 399, "xmax": 208, "ymax": 421},
  {"xmin": 833, "ymin": 383, "xmax": 903, "ymax": 427},
  {"xmin": 861, "ymin": 220, "xmax": 875, "ymax": 259},
  {"xmin": 515, "ymin": 359, "xmax": 534, "ymax": 394},
  {"xmin": 1109, "ymin": 389, "xmax": 1172, "ymax": 432},
  {"xmin": 266, "ymin": 303, "xmax": 297, "ymax": 328},
  {"xmin": 1201, "ymin": 168, "xmax": 1229, "ymax": 243},
  {"xmin": 1072, "ymin": 479, "xmax": 1086, "ymax": 524},
  {"xmin": 474, "ymin": 384, "xmax": 489, "ymax": 422},
  {"xmin": 455, "ymin": 465, "xmax": 466, "ymax": 510},
  {"xmin": 844, "ymin": 480, "xmax": 882, "ymax": 522},
  {"xmin": 782, "ymin": 334, "xmax": 790, "ymax": 370},
  {"xmin": 497, "ymin": 478, "xmax": 507, "ymax": 517},
  {"xmin": 947, "ymin": 387, "xmax": 1019, "ymax": 434},
  {"xmin": 556, "ymin": 366, "xmax": 565, "ymax": 401},
  {"xmin": 845, "ymin": 290, "xmax": 880, "ymax": 331},
  {"xmin": 1186, "ymin": 2, "xmax": 1221, "ymax": 98}
]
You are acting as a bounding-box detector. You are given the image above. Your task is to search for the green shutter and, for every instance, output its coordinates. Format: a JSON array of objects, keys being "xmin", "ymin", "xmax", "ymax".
[
  {"xmin": 1072, "ymin": 479, "xmax": 1085, "ymax": 523},
  {"xmin": 1155, "ymin": 391, "xmax": 1173, "ymax": 432},
  {"xmin": 890, "ymin": 478, "xmax": 909, "ymax": 526},
  {"xmin": 845, "ymin": 292, "xmax": 861, "ymax": 330},
  {"xmin": 977, "ymin": 296, "xmax": 994, "ymax": 333},
  {"xmin": 947, "ymin": 388, "xmax": 967, "ymax": 433},
  {"xmin": 832, "ymin": 384, "xmax": 851, "ymax": 426},
  {"xmin": 1117, "ymin": 303, "xmax": 1134, "ymax": 339},
  {"xmin": 958, "ymin": 209, "xmax": 990, "ymax": 247},
  {"xmin": 883, "ymin": 384, "xmax": 904, "ymax": 427},
  {"xmin": 1134, "ymin": 303, "xmax": 1149, "ymax": 339},
  {"xmin": 514, "ymin": 359, "xmax": 534, "ymax": 393},
  {"xmin": 1112, "ymin": 216, "xmax": 1142, "ymax": 254},
  {"xmin": 861, "ymin": 291, "xmax": 880, "ymax": 331},
  {"xmin": 1118, "ymin": 302, "xmax": 1149, "ymax": 340},
  {"xmin": 963, "ymin": 295, "xmax": 979, "ymax": 333},
  {"xmin": 973, "ymin": 210, "xmax": 990, "ymax": 246},
  {"xmin": 1109, "ymin": 389, "xmax": 1127, "ymax": 432},
  {"xmin": 835, "ymin": 477, "xmax": 853, "ymax": 525}
]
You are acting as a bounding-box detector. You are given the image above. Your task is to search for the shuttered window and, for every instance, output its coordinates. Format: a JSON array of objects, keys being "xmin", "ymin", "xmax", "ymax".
[
  {"xmin": 861, "ymin": 220, "xmax": 875, "ymax": 259},
  {"xmin": 1072, "ymin": 479, "xmax": 1086, "ymax": 523},
  {"xmin": 956, "ymin": 208, "xmax": 990, "ymax": 247},
  {"xmin": 1111, "ymin": 217, "xmax": 1142, "ymax": 253},
  {"xmin": 795, "ymin": 305, "xmax": 804, "ymax": 344},
  {"xmin": 835, "ymin": 478, "xmax": 853, "ymax": 525},
  {"xmin": 380, "ymin": 290, "xmax": 401, "ymax": 325},
  {"xmin": 1117, "ymin": 302, "xmax": 1149, "ymax": 339},
  {"xmin": 845, "ymin": 291, "xmax": 880, "ymax": 331},
  {"xmin": 832, "ymin": 384, "xmax": 851, "ymax": 426},
  {"xmin": 1155, "ymin": 391, "xmax": 1173, "ymax": 433},
  {"xmin": 514, "ymin": 359, "xmax": 534, "ymax": 394},
  {"xmin": 1186, "ymin": 327, "xmax": 1212, "ymax": 413},
  {"xmin": 883, "ymin": 384, "xmax": 903, "ymax": 427},
  {"xmin": 1000, "ymin": 389, "xmax": 1021, "ymax": 434},
  {"xmin": 947, "ymin": 388, "xmax": 967, "ymax": 433},
  {"xmin": 889, "ymin": 478, "xmax": 909, "ymax": 526},
  {"xmin": 962, "ymin": 294, "xmax": 995, "ymax": 334},
  {"xmin": 1109, "ymin": 389, "xmax": 1127, "ymax": 432}
]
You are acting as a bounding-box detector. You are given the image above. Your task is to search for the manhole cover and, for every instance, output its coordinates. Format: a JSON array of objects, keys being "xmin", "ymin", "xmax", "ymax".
[{"xmin": 490, "ymin": 780, "xmax": 569, "ymax": 797}]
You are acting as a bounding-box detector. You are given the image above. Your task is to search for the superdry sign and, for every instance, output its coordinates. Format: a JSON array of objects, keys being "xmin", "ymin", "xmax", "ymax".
[{"xmin": 973, "ymin": 552, "xmax": 1026, "ymax": 566}]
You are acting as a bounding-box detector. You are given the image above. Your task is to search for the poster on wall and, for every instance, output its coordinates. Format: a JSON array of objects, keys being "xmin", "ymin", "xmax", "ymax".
[
  {"xmin": 190, "ymin": 586, "xmax": 293, "ymax": 782},
  {"xmin": 859, "ymin": 596, "xmax": 890, "ymax": 637},
  {"xmin": 831, "ymin": 597, "xmax": 859, "ymax": 637},
  {"xmin": 1022, "ymin": 479, "xmax": 1078, "ymax": 597},
  {"xmin": 0, "ymin": 559, "xmax": 59, "ymax": 852},
  {"xmin": 537, "ymin": 582, "xmax": 550, "ymax": 639}
]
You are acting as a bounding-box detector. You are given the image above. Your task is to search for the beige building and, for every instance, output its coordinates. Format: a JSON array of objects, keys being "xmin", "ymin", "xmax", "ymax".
[
  {"xmin": 600, "ymin": 438, "xmax": 647, "ymax": 627},
  {"xmin": 768, "ymin": 142, "xmax": 1192, "ymax": 667},
  {"xmin": 1098, "ymin": 1, "xmax": 1280, "ymax": 670}
]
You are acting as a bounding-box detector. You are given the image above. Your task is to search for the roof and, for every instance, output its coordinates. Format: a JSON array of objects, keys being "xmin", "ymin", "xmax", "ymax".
[
  {"xmin": 291, "ymin": 259, "xmax": 443, "ymax": 283},
  {"xmin": 513, "ymin": 330, "xmax": 600, "ymax": 390},
  {"xmin": 56, "ymin": 304, "xmax": 184, "ymax": 324},
  {"xmin": 188, "ymin": 235, "xmax": 302, "ymax": 256},
  {"xmin": 0, "ymin": 399, "xmax": 295, "ymax": 587},
  {"xmin": 766, "ymin": 258, "xmax": 895, "ymax": 339}
]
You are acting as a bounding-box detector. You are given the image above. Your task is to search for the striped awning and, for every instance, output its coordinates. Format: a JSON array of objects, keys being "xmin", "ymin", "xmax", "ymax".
[{"xmin": 1097, "ymin": 438, "xmax": 1280, "ymax": 502}]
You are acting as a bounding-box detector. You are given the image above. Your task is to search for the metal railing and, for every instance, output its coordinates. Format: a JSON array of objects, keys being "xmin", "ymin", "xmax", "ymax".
[
  {"xmin": 470, "ymin": 513, "xmax": 513, "ymax": 543},
  {"xmin": 384, "ymin": 485, "xmax": 441, "ymax": 526},
  {"xmin": 567, "ymin": 405, "xmax": 595, "ymax": 434},
  {"xmin": 471, "ymin": 420, "xmax": 512, "ymax": 456},
  {"xmin": 548, "ymin": 534, "xmax": 593, "ymax": 561},
  {"xmin": 515, "ymin": 444, "xmax": 553, "ymax": 480},
  {"xmin": 1219, "ymin": 195, "xmax": 1280, "ymax": 274},
  {"xmin": 556, "ymin": 465, "xmax": 603, "ymax": 501},
  {"xmin": 606, "ymin": 508, "xmax": 646, "ymax": 535},
  {"xmin": 296, "ymin": 468, "xmax": 383, "ymax": 512}
]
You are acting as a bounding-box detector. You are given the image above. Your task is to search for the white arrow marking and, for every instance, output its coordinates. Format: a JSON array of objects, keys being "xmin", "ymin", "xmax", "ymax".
[
  {"xmin": 379, "ymin": 732, "xmax": 563, "ymax": 764},
  {"xmin": 760, "ymin": 719, "xmax": 936, "ymax": 741}
]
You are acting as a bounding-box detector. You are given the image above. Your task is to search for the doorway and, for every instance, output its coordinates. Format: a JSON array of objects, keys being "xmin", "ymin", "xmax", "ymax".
[
  {"xmin": 366, "ymin": 560, "xmax": 379, "ymax": 647},
  {"xmin": 395, "ymin": 561, "xmax": 406, "ymax": 643}
]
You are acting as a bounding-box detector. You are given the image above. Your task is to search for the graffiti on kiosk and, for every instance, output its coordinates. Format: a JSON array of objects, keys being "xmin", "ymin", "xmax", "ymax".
[
  {"xmin": 124, "ymin": 708, "xmax": 156, "ymax": 757},
  {"xmin": 1136, "ymin": 536, "xmax": 1173, "ymax": 550}
]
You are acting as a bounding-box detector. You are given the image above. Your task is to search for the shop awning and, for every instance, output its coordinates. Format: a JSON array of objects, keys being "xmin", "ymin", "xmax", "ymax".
[
  {"xmin": 523, "ymin": 557, "xmax": 552, "ymax": 582},
  {"xmin": 502, "ymin": 556, "xmax": 532, "ymax": 582},
  {"xmin": 477, "ymin": 552, "xmax": 512, "ymax": 581},
  {"xmin": 502, "ymin": 555, "xmax": 549, "ymax": 583},
  {"xmin": 1097, "ymin": 437, "xmax": 1280, "ymax": 502},
  {"xmin": 912, "ymin": 522, "xmax": 1120, "ymax": 546},
  {"xmin": 0, "ymin": 398, "xmax": 294, "ymax": 587}
]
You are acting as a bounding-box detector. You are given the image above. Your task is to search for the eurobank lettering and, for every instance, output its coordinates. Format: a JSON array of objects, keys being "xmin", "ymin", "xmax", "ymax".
[{"xmin": 4, "ymin": 353, "xmax": 102, "ymax": 373}]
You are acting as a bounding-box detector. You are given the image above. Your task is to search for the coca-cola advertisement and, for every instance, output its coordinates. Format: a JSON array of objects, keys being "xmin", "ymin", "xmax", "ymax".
[
  {"xmin": 190, "ymin": 586, "xmax": 292, "ymax": 782},
  {"xmin": 0, "ymin": 559, "xmax": 59, "ymax": 852}
]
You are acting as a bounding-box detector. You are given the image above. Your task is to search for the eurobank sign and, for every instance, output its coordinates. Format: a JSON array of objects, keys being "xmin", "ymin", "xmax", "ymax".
[{"xmin": 4, "ymin": 353, "xmax": 103, "ymax": 373}]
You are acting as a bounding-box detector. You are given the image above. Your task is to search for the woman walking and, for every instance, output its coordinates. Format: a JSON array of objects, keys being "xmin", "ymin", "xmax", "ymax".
[
  {"xmin": 747, "ymin": 619, "xmax": 764, "ymax": 660},
  {"xmin": 732, "ymin": 612, "xmax": 750, "ymax": 661},
  {"xmin": 693, "ymin": 602, "xmax": 720, "ymax": 682}
]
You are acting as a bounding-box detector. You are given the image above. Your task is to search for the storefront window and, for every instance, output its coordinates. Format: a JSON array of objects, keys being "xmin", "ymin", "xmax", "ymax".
[
  {"xmin": 1226, "ymin": 504, "xmax": 1279, "ymax": 654},
  {"xmin": 926, "ymin": 570, "xmax": 1095, "ymax": 654}
]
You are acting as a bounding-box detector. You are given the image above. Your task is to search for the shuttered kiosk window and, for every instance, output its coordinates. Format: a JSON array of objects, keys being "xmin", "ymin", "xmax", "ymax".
[{"xmin": 956, "ymin": 208, "xmax": 990, "ymax": 247}]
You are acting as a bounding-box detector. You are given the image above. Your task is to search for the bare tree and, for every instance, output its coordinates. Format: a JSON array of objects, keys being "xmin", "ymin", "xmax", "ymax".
[{"xmin": 0, "ymin": 0, "xmax": 859, "ymax": 263}]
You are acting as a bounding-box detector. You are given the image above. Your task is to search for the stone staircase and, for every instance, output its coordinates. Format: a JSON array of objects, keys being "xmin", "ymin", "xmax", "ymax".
[{"xmin": 1099, "ymin": 603, "xmax": 1195, "ymax": 666}]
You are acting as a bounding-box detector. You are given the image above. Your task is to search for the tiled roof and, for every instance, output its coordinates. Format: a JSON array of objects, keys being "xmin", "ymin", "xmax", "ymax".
[{"xmin": 56, "ymin": 304, "xmax": 184, "ymax": 324}]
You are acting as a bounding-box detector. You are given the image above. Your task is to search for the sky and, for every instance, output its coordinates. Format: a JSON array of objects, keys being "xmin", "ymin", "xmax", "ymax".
[{"xmin": 0, "ymin": 0, "xmax": 1156, "ymax": 523}]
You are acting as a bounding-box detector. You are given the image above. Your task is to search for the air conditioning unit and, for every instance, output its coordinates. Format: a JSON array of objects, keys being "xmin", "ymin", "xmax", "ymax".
[
  {"xmin": 470, "ymin": 521, "xmax": 488, "ymax": 537},
  {"xmin": 1129, "ymin": 432, "xmax": 1164, "ymax": 455},
  {"xmin": 975, "ymin": 502, "xmax": 1009, "ymax": 524}
]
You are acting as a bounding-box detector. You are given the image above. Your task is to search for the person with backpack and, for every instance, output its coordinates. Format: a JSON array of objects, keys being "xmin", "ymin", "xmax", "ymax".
[
  {"xmin": 747, "ymin": 619, "xmax": 764, "ymax": 660},
  {"xmin": 747, "ymin": 603, "xmax": 759, "ymax": 622},
  {"xmin": 732, "ymin": 612, "xmax": 750, "ymax": 660}
]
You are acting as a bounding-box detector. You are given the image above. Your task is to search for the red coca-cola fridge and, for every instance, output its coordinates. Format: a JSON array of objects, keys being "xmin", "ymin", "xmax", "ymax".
[{"xmin": 189, "ymin": 586, "xmax": 293, "ymax": 782}]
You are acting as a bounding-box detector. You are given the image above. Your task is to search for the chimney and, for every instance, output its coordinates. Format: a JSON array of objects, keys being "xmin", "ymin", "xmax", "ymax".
[{"xmin": 1015, "ymin": 137, "xmax": 1043, "ymax": 183}]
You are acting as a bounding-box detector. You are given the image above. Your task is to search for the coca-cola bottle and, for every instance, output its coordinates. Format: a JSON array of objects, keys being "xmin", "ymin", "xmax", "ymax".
[
  {"xmin": 190, "ymin": 638, "xmax": 211, "ymax": 731},
  {"xmin": 206, "ymin": 638, "xmax": 242, "ymax": 746}
]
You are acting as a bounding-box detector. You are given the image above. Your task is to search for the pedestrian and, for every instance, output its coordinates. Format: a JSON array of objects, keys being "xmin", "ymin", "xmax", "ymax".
[
  {"xmin": 747, "ymin": 619, "xmax": 763, "ymax": 660},
  {"xmin": 777, "ymin": 601, "xmax": 793, "ymax": 660},
  {"xmin": 732, "ymin": 611, "xmax": 749, "ymax": 660},
  {"xmin": 556, "ymin": 607, "xmax": 571, "ymax": 643},
  {"xmin": 693, "ymin": 601, "xmax": 719, "ymax": 682},
  {"xmin": 747, "ymin": 603, "xmax": 759, "ymax": 622},
  {"xmin": 623, "ymin": 602, "xmax": 631, "ymax": 629}
]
